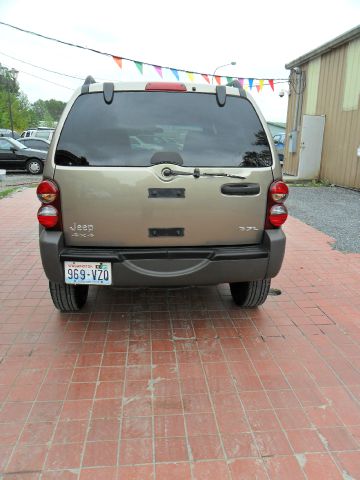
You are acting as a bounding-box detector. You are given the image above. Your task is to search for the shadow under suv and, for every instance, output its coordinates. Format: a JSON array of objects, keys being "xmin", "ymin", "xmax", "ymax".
[{"xmin": 37, "ymin": 78, "xmax": 288, "ymax": 312}]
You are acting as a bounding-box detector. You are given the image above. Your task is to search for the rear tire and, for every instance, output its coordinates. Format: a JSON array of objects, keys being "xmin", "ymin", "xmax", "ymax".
[
  {"xmin": 230, "ymin": 279, "xmax": 271, "ymax": 307},
  {"xmin": 49, "ymin": 281, "xmax": 89, "ymax": 312}
]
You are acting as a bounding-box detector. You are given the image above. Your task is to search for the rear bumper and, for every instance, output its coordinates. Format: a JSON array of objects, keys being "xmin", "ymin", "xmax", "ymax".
[{"xmin": 39, "ymin": 229, "xmax": 286, "ymax": 287}]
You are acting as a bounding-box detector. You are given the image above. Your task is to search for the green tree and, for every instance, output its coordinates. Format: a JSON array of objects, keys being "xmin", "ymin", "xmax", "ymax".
[
  {"xmin": 12, "ymin": 93, "xmax": 36, "ymax": 132},
  {"xmin": 32, "ymin": 99, "xmax": 50, "ymax": 126},
  {"xmin": 0, "ymin": 68, "xmax": 19, "ymax": 95},
  {"xmin": 0, "ymin": 68, "xmax": 31, "ymax": 133},
  {"xmin": 44, "ymin": 99, "xmax": 66, "ymax": 122},
  {"xmin": 0, "ymin": 91, "xmax": 34, "ymax": 133},
  {"xmin": 31, "ymin": 99, "xmax": 66, "ymax": 126},
  {"xmin": 0, "ymin": 70, "xmax": 66, "ymax": 132}
]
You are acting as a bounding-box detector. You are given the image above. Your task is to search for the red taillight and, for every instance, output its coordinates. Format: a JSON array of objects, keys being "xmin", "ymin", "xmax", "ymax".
[
  {"xmin": 37, "ymin": 205, "xmax": 59, "ymax": 228},
  {"xmin": 37, "ymin": 180, "xmax": 59, "ymax": 204},
  {"xmin": 37, "ymin": 179, "xmax": 61, "ymax": 230},
  {"xmin": 269, "ymin": 204, "xmax": 288, "ymax": 227},
  {"xmin": 270, "ymin": 181, "xmax": 289, "ymax": 202},
  {"xmin": 145, "ymin": 82, "xmax": 187, "ymax": 92},
  {"xmin": 266, "ymin": 180, "xmax": 289, "ymax": 228}
]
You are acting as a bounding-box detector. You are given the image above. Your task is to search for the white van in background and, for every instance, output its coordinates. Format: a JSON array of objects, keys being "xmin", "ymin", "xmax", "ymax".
[
  {"xmin": 21, "ymin": 127, "xmax": 55, "ymax": 141},
  {"xmin": 20, "ymin": 129, "xmax": 37, "ymax": 138}
]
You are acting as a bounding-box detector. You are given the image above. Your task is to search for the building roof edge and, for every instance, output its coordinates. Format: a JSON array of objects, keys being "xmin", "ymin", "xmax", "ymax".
[{"xmin": 285, "ymin": 25, "xmax": 360, "ymax": 69}]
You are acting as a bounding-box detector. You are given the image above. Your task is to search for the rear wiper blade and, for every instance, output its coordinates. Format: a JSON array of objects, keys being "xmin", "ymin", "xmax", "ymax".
[
  {"xmin": 199, "ymin": 170, "xmax": 246, "ymax": 180},
  {"xmin": 162, "ymin": 167, "xmax": 245, "ymax": 180}
]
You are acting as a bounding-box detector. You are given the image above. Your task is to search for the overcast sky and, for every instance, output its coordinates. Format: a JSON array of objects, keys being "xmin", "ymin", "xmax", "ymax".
[{"xmin": 0, "ymin": 0, "xmax": 359, "ymax": 122}]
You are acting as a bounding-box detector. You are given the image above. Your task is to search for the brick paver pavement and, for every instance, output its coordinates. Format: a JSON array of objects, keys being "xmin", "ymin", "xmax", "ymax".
[{"xmin": 0, "ymin": 188, "xmax": 360, "ymax": 479}]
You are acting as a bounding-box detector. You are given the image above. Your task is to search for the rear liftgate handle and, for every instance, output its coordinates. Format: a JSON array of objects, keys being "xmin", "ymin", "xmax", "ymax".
[{"xmin": 221, "ymin": 183, "xmax": 260, "ymax": 196}]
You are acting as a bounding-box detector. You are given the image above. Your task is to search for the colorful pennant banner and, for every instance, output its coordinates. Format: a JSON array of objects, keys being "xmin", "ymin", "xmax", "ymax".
[
  {"xmin": 113, "ymin": 56, "xmax": 122, "ymax": 69},
  {"xmin": 154, "ymin": 65, "xmax": 163, "ymax": 78},
  {"xmin": 134, "ymin": 61, "xmax": 143, "ymax": 74},
  {"xmin": 256, "ymin": 79, "xmax": 264, "ymax": 93},
  {"xmin": 112, "ymin": 55, "xmax": 281, "ymax": 93},
  {"xmin": 171, "ymin": 68, "xmax": 179, "ymax": 80},
  {"xmin": 202, "ymin": 74, "xmax": 210, "ymax": 84}
]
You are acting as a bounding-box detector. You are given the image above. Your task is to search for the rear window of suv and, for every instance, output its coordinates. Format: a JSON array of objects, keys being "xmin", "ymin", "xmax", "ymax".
[{"xmin": 55, "ymin": 91, "xmax": 272, "ymax": 168}]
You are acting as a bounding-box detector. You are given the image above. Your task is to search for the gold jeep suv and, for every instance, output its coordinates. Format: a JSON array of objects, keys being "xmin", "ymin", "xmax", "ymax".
[{"xmin": 37, "ymin": 78, "xmax": 288, "ymax": 312}]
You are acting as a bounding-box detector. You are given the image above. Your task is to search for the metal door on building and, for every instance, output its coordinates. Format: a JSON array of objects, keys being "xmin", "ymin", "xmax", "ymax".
[{"xmin": 297, "ymin": 115, "xmax": 325, "ymax": 179}]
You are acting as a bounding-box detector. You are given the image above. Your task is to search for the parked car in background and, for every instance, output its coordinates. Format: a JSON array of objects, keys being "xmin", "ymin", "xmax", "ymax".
[
  {"xmin": 0, "ymin": 137, "xmax": 47, "ymax": 174},
  {"xmin": 20, "ymin": 129, "xmax": 37, "ymax": 138},
  {"xmin": 0, "ymin": 128, "xmax": 20, "ymax": 139},
  {"xmin": 35, "ymin": 128, "xmax": 55, "ymax": 141},
  {"xmin": 17, "ymin": 137, "xmax": 50, "ymax": 152},
  {"xmin": 273, "ymin": 132, "xmax": 285, "ymax": 165},
  {"xmin": 21, "ymin": 128, "xmax": 55, "ymax": 141}
]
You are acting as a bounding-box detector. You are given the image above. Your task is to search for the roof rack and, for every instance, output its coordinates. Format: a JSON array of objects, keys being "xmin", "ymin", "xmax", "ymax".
[
  {"xmin": 226, "ymin": 79, "xmax": 246, "ymax": 98},
  {"xmin": 81, "ymin": 75, "xmax": 96, "ymax": 94},
  {"xmin": 83, "ymin": 75, "xmax": 96, "ymax": 86}
]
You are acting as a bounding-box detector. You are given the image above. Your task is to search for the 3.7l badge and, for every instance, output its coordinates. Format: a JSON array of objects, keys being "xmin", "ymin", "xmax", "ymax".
[{"xmin": 238, "ymin": 226, "xmax": 259, "ymax": 231}]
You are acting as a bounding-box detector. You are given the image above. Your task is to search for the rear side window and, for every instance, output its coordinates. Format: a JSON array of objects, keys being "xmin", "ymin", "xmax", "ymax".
[
  {"xmin": 56, "ymin": 91, "xmax": 272, "ymax": 168},
  {"xmin": 24, "ymin": 140, "xmax": 47, "ymax": 150}
]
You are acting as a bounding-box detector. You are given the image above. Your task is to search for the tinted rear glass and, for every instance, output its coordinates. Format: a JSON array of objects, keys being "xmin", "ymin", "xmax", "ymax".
[{"xmin": 56, "ymin": 91, "xmax": 272, "ymax": 168}]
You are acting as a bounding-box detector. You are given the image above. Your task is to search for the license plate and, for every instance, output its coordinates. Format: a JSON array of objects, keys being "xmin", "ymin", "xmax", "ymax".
[{"xmin": 64, "ymin": 261, "xmax": 112, "ymax": 285}]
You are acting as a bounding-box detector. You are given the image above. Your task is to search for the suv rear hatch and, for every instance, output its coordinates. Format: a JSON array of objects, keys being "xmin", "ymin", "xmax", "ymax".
[{"xmin": 53, "ymin": 86, "xmax": 274, "ymax": 248}]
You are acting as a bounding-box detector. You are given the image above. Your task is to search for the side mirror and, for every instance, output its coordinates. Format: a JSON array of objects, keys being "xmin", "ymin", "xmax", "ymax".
[
  {"xmin": 11, "ymin": 147, "xmax": 17, "ymax": 153},
  {"xmin": 273, "ymin": 139, "xmax": 278, "ymax": 145}
]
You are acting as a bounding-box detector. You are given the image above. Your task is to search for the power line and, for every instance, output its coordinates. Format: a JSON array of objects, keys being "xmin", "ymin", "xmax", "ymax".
[
  {"xmin": 0, "ymin": 50, "xmax": 83, "ymax": 79},
  {"xmin": 1, "ymin": 63, "xmax": 73, "ymax": 90},
  {"xmin": 0, "ymin": 20, "xmax": 114, "ymax": 58},
  {"xmin": 0, "ymin": 20, "xmax": 289, "ymax": 81},
  {"xmin": 0, "ymin": 50, "xmax": 112, "ymax": 82},
  {"xmin": 20, "ymin": 71, "xmax": 74, "ymax": 90}
]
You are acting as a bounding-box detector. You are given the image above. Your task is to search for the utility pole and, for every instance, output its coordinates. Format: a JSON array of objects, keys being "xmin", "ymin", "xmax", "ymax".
[{"xmin": 0, "ymin": 65, "xmax": 19, "ymax": 138}]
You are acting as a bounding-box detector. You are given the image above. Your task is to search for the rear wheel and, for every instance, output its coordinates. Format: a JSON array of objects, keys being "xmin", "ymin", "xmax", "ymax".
[
  {"xmin": 230, "ymin": 279, "xmax": 271, "ymax": 307},
  {"xmin": 49, "ymin": 281, "xmax": 89, "ymax": 312},
  {"xmin": 26, "ymin": 158, "xmax": 43, "ymax": 175}
]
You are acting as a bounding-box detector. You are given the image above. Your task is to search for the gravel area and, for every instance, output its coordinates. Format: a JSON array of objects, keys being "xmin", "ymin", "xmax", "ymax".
[
  {"xmin": 0, "ymin": 172, "xmax": 41, "ymax": 193},
  {"xmin": 287, "ymin": 186, "xmax": 360, "ymax": 253}
]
